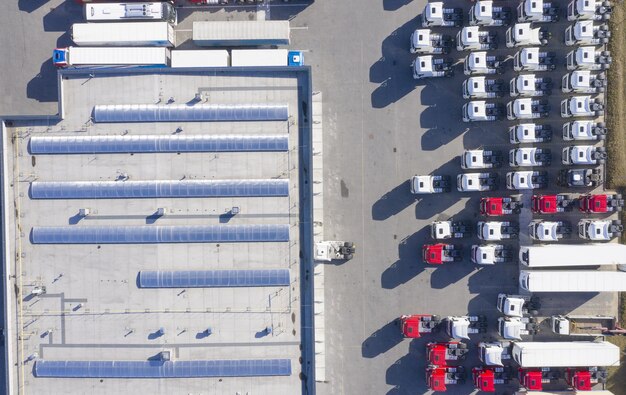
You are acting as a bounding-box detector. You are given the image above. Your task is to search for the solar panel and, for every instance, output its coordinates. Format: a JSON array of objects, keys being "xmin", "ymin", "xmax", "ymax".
[
  {"xmin": 93, "ymin": 104, "xmax": 289, "ymax": 123},
  {"xmin": 30, "ymin": 179, "xmax": 289, "ymax": 199},
  {"xmin": 31, "ymin": 224, "xmax": 289, "ymax": 244},
  {"xmin": 29, "ymin": 134, "xmax": 288, "ymax": 154},
  {"xmin": 138, "ymin": 269, "xmax": 290, "ymax": 288},
  {"xmin": 34, "ymin": 359, "xmax": 292, "ymax": 378}
]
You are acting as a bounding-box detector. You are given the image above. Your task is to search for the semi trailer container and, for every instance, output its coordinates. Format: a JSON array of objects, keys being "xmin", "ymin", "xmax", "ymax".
[
  {"xmin": 84, "ymin": 2, "xmax": 177, "ymax": 24},
  {"xmin": 53, "ymin": 47, "xmax": 169, "ymax": 68},
  {"xmin": 71, "ymin": 22, "xmax": 175, "ymax": 47},
  {"xmin": 511, "ymin": 341, "xmax": 619, "ymax": 367},
  {"xmin": 519, "ymin": 270, "xmax": 626, "ymax": 292},
  {"xmin": 192, "ymin": 21, "xmax": 290, "ymax": 46},
  {"xmin": 519, "ymin": 244, "xmax": 626, "ymax": 267},
  {"xmin": 170, "ymin": 50, "xmax": 230, "ymax": 68}
]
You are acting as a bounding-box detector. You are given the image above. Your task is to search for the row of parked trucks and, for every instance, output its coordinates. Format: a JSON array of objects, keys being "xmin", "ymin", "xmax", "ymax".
[
  {"xmin": 459, "ymin": 146, "xmax": 608, "ymax": 168},
  {"xmin": 400, "ymin": 311, "xmax": 619, "ymax": 391}
]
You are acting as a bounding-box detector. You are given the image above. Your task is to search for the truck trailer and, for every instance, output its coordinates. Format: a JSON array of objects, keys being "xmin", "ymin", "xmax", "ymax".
[
  {"xmin": 511, "ymin": 341, "xmax": 619, "ymax": 367},
  {"xmin": 71, "ymin": 22, "xmax": 175, "ymax": 47},
  {"xmin": 170, "ymin": 50, "xmax": 230, "ymax": 68},
  {"xmin": 519, "ymin": 244, "xmax": 626, "ymax": 267},
  {"xmin": 519, "ymin": 270, "xmax": 626, "ymax": 292},
  {"xmin": 53, "ymin": 47, "xmax": 169, "ymax": 68},
  {"xmin": 231, "ymin": 49, "xmax": 303, "ymax": 67},
  {"xmin": 193, "ymin": 21, "xmax": 290, "ymax": 46}
]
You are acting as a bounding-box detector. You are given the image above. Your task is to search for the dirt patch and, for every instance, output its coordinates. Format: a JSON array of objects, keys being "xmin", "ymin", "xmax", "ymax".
[
  {"xmin": 606, "ymin": 0, "xmax": 626, "ymax": 188},
  {"xmin": 607, "ymin": 335, "xmax": 626, "ymax": 394}
]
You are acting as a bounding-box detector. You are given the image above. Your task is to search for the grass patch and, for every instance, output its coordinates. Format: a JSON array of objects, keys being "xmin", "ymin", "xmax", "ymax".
[{"xmin": 605, "ymin": 0, "xmax": 626, "ymax": 188}]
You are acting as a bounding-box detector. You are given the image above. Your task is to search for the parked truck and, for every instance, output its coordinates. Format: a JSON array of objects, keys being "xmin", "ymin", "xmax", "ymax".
[
  {"xmin": 421, "ymin": 2, "xmax": 463, "ymax": 27},
  {"xmin": 423, "ymin": 244, "xmax": 463, "ymax": 264},
  {"xmin": 84, "ymin": 2, "xmax": 177, "ymax": 24},
  {"xmin": 551, "ymin": 315, "xmax": 619, "ymax": 336},
  {"xmin": 568, "ymin": 0, "xmax": 613, "ymax": 21},
  {"xmin": 509, "ymin": 74, "xmax": 552, "ymax": 97},
  {"xmin": 506, "ymin": 23, "xmax": 550, "ymax": 48},
  {"xmin": 71, "ymin": 22, "xmax": 175, "ymax": 46},
  {"xmin": 578, "ymin": 218, "xmax": 623, "ymax": 241},
  {"xmin": 565, "ymin": 21, "xmax": 610, "ymax": 45},
  {"xmin": 509, "ymin": 123, "xmax": 552, "ymax": 144},
  {"xmin": 563, "ymin": 120, "xmax": 607, "ymax": 140},
  {"xmin": 531, "ymin": 194, "xmax": 576, "ymax": 214},
  {"xmin": 464, "ymin": 52, "xmax": 504, "ymax": 75},
  {"xmin": 557, "ymin": 167, "xmax": 602, "ymax": 188},
  {"xmin": 460, "ymin": 149, "xmax": 502, "ymax": 168},
  {"xmin": 469, "ymin": 1, "xmax": 511, "ymax": 26},
  {"xmin": 514, "ymin": 47, "xmax": 556, "ymax": 72},
  {"xmin": 519, "ymin": 243, "xmax": 626, "ymax": 267},
  {"xmin": 53, "ymin": 46, "xmax": 170, "ymax": 68},
  {"xmin": 410, "ymin": 29, "xmax": 452, "ymax": 54},
  {"xmin": 567, "ymin": 46, "xmax": 612, "ymax": 70},
  {"xmin": 479, "ymin": 196, "xmax": 523, "ymax": 216},
  {"xmin": 192, "ymin": 21, "xmax": 290, "ymax": 46},
  {"xmin": 520, "ymin": 270, "xmax": 626, "ymax": 292},
  {"xmin": 507, "ymin": 98, "xmax": 550, "ymax": 120},
  {"xmin": 471, "ymin": 244, "xmax": 515, "ymax": 264},
  {"xmin": 462, "ymin": 77, "xmax": 506, "ymax": 99},
  {"xmin": 456, "ymin": 26, "xmax": 498, "ymax": 51},
  {"xmin": 463, "ymin": 101, "xmax": 505, "ymax": 122},
  {"xmin": 410, "ymin": 175, "xmax": 452, "ymax": 194},
  {"xmin": 579, "ymin": 193, "xmax": 624, "ymax": 212},
  {"xmin": 314, "ymin": 241, "xmax": 356, "ymax": 262},
  {"xmin": 497, "ymin": 294, "xmax": 540, "ymax": 317},
  {"xmin": 412, "ymin": 56, "xmax": 454, "ymax": 79},
  {"xmin": 518, "ymin": 0, "xmax": 559, "ymax": 22},
  {"xmin": 561, "ymin": 71, "xmax": 607, "ymax": 94}
]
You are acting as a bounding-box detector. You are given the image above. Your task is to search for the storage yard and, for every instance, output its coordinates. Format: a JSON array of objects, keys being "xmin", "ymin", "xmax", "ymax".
[{"xmin": 0, "ymin": 0, "xmax": 625, "ymax": 394}]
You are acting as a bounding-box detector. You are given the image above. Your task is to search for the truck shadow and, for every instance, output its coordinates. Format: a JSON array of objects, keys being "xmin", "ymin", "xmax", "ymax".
[
  {"xmin": 370, "ymin": 15, "xmax": 420, "ymax": 109},
  {"xmin": 467, "ymin": 262, "xmax": 519, "ymax": 294},
  {"xmin": 361, "ymin": 319, "xmax": 404, "ymax": 358},
  {"xmin": 42, "ymin": 1, "xmax": 82, "ymax": 32},
  {"xmin": 267, "ymin": 2, "xmax": 314, "ymax": 21},
  {"xmin": 385, "ymin": 339, "xmax": 427, "ymax": 395},
  {"xmin": 372, "ymin": 179, "xmax": 415, "ymax": 221},
  {"xmin": 381, "ymin": 229, "xmax": 427, "ymax": 289},
  {"xmin": 26, "ymin": 59, "xmax": 58, "ymax": 103},
  {"xmin": 429, "ymin": 259, "xmax": 476, "ymax": 290},
  {"xmin": 462, "ymin": 122, "xmax": 513, "ymax": 149},
  {"xmin": 383, "ymin": 0, "xmax": 414, "ymax": 11},
  {"xmin": 18, "ymin": 0, "xmax": 50, "ymax": 13}
]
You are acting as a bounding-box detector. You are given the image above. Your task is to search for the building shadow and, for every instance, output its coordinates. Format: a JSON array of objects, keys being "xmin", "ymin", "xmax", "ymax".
[
  {"xmin": 372, "ymin": 180, "xmax": 415, "ymax": 221},
  {"xmin": 27, "ymin": 58, "xmax": 58, "ymax": 103},
  {"xmin": 381, "ymin": 229, "xmax": 428, "ymax": 289},
  {"xmin": 370, "ymin": 15, "xmax": 420, "ymax": 108},
  {"xmin": 362, "ymin": 319, "xmax": 404, "ymax": 358}
]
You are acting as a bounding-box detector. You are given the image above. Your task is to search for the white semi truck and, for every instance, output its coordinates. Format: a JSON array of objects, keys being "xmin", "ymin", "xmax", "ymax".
[
  {"xmin": 71, "ymin": 22, "xmax": 175, "ymax": 46},
  {"xmin": 519, "ymin": 243, "xmax": 626, "ymax": 267},
  {"xmin": 519, "ymin": 270, "xmax": 626, "ymax": 292},
  {"xmin": 53, "ymin": 47, "xmax": 170, "ymax": 68},
  {"xmin": 192, "ymin": 21, "xmax": 291, "ymax": 46}
]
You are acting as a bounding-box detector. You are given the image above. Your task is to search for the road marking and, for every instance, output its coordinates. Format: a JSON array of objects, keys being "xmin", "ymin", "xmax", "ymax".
[{"xmin": 291, "ymin": 26, "xmax": 309, "ymax": 30}]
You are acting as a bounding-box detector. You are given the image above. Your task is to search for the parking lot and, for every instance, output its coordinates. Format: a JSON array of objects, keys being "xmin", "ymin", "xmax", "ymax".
[
  {"xmin": 0, "ymin": 0, "xmax": 621, "ymax": 393},
  {"xmin": 286, "ymin": 0, "xmax": 619, "ymax": 393}
]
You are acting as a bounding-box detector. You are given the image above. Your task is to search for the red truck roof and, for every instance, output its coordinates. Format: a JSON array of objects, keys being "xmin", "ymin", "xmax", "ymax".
[
  {"xmin": 401, "ymin": 315, "xmax": 424, "ymax": 338},
  {"xmin": 581, "ymin": 194, "xmax": 607, "ymax": 213},
  {"xmin": 427, "ymin": 368, "xmax": 447, "ymax": 391},
  {"xmin": 532, "ymin": 195, "xmax": 557, "ymax": 214},
  {"xmin": 427, "ymin": 344, "xmax": 447, "ymax": 365},
  {"xmin": 473, "ymin": 368, "xmax": 495, "ymax": 392},
  {"xmin": 569, "ymin": 370, "xmax": 592, "ymax": 391},
  {"xmin": 481, "ymin": 197, "xmax": 503, "ymax": 216},
  {"xmin": 423, "ymin": 244, "xmax": 444, "ymax": 264},
  {"xmin": 520, "ymin": 370, "xmax": 543, "ymax": 390}
]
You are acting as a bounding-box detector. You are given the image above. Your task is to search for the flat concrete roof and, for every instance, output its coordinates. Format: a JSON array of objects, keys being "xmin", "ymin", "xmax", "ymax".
[{"xmin": 1, "ymin": 67, "xmax": 313, "ymax": 394}]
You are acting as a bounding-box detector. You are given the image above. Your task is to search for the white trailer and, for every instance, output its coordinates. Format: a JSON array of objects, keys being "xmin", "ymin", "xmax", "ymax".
[
  {"xmin": 84, "ymin": 2, "xmax": 177, "ymax": 24},
  {"xmin": 519, "ymin": 243, "xmax": 626, "ymax": 267},
  {"xmin": 71, "ymin": 22, "xmax": 175, "ymax": 47},
  {"xmin": 193, "ymin": 21, "xmax": 290, "ymax": 46},
  {"xmin": 170, "ymin": 50, "xmax": 230, "ymax": 68},
  {"xmin": 231, "ymin": 49, "xmax": 290, "ymax": 67},
  {"xmin": 516, "ymin": 391, "xmax": 614, "ymax": 395},
  {"xmin": 511, "ymin": 341, "xmax": 620, "ymax": 367},
  {"xmin": 53, "ymin": 47, "xmax": 169, "ymax": 68},
  {"xmin": 519, "ymin": 270, "xmax": 626, "ymax": 292}
]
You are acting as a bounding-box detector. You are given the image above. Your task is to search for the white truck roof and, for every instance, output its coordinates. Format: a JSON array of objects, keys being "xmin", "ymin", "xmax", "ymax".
[
  {"xmin": 71, "ymin": 22, "xmax": 174, "ymax": 46},
  {"xmin": 411, "ymin": 175, "xmax": 434, "ymax": 193},
  {"xmin": 475, "ymin": 1, "xmax": 493, "ymax": 18},
  {"xmin": 461, "ymin": 26, "xmax": 481, "ymax": 45},
  {"xmin": 513, "ymin": 98, "xmax": 534, "ymax": 117},
  {"xmin": 466, "ymin": 77, "xmax": 487, "ymax": 95},
  {"xmin": 574, "ymin": 20, "xmax": 595, "ymax": 40},
  {"xmin": 467, "ymin": 101, "xmax": 487, "ymax": 120},
  {"xmin": 193, "ymin": 21, "xmax": 290, "ymax": 46},
  {"xmin": 570, "ymin": 70, "xmax": 592, "ymax": 89},
  {"xmin": 458, "ymin": 172, "xmax": 484, "ymax": 191},
  {"xmin": 582, "ymin": 219, "xmax": 612, "ymax": 240},
  {"xmin": 231, "ymin": 49, "xmax": 289, "ymax": 67},
  {"xmin": 473, "ymin": 245, "xmax": 496, "ymax": 264},
  {"xmin": 520, "ymin": 244, "xmax": 626, "ymax": 266},
  {"xmin": 463, "ymin": 149, "xmax": 486, "ymax": 168},
  {"xmin": 425, "ymin": 2, "xmax": 444, "ymax": 21},
  {"xmin": 516, "ymin": 74, "xmax": 537, "ymax": 93},
  {"xmin": 524, "ymin": 0, "xmax": 544, "ymax": 16},
  {"xmin": 513, "ymin": 23, "xmax": 540, "ymax": 43},
  {"xmin": 67, "ymin": 47, "xmax": 169, "ymax": 66},
  {"xmin": 567, "ymin": 145, "xmax": 595, "ymax": 164},
  {"xmin": 479, "ymin": 221, "xmax": 502, "ymax": 240},
  {"xmin": 448, "ymin": 317, "xmax": 470, "ymax": 339},
  {"xmin": 519, "ymin": 270, "xmax": 626, "ymax": 292},
  {"xmin": 568, "ymin": 96, "xmax": 593, "ymax": 114},
  {"xmin": 511, "ymin": 341, "xmax": 620, "ymax": 367},
  {"xmin": 415, "ymin": 56, "xmax": 434, "ymax": 73},
  {"xmin": 412, "ymin": 29, "xmax": 432, "ymax": 47},
  {"xmin": 532, "ymin": 221, "xmax": 558, "ymax": 241},
  {"xmin": 84, "ymin": 2, "xmax": 168, "ymax": 21},
  {"xmin": 513, "ymin": 147, "xmax": 539, "ymax": 166},
  {"xmin": 520, "ymin": 47, "xmax": 540, "ymax": 65},
  {"xmin": 467, "ymin": 52, "xmax": 487, "ymax": 69},
  {"xmin": 170, "ymin": 50, "xmax": 230, "ymax": 68},
  {"xmin": 575, "ymin": 46, "xmax": 597, "ymax": 66}
]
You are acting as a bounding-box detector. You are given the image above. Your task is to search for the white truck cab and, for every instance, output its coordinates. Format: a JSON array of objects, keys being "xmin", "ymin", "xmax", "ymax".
[
  {"xmin": 562, "ymin": 145, "xmax": 607, "ymax": 165},
  {"xmin": 561, "ymin": 70, "xmax": 606, "ymax": 93},
  {"xmin": 567, "ymin": 0, "xmax": 612, "ymax": 21},
  {"xmin": 506, "ymin": 23, "xmax": 550, "ymax": 47},
  {"xmin": 410, "ymin": 175, "xmax": 452, "ymax": 194},
  {"xmin": 509, "ymin": 123, "xmax": 552, "ymax": 144},
  {"xmin": 506, "ymin": 171, "xmax": 548, "ymax": 190},
  {"xmin": 562, "ymin": 120, "xmax": 607, "ymax": 140},
  {"xmin": 565, "ymin": 21, "xmax": 610, "ymax": 45},
  {"xmin": 567, "ymin": 46, "xmax": 612, "ymax": 70},
  {"xmin": 560, "ymin": 95, "xmax": 604, "ymax": 117},
  {"xmin": 578, "ymin": 219, "xmax": 623, "ymax": 240}
]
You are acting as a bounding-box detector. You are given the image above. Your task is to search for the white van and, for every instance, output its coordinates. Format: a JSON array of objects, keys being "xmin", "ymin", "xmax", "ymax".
[{"xmin": 84, "ymin": 2, "xmax": 177, "ymax": 25}]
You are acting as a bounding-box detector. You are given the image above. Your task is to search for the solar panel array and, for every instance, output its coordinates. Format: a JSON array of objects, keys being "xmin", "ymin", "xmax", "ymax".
[
  {"xmin": 34, "ymin": 359, "xmax": 292, "ymax": 378},
  {"xmin": 30, "ymin": 179, "xmax": 289, "ymax": 199},
  {"xmin": 138, "ymin": 269, "xmax": 290, "ymax": 288},
  {"xmin": 29, "ymin": 134, "xmax": 289, "ymax": 154},
  {"xmin": 93, "ymin": 104, "xmax": 289, "ymax": 123},
  {"xmin": 31, "ymin": 224, "xmax": 290, "ymax": 244}
]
